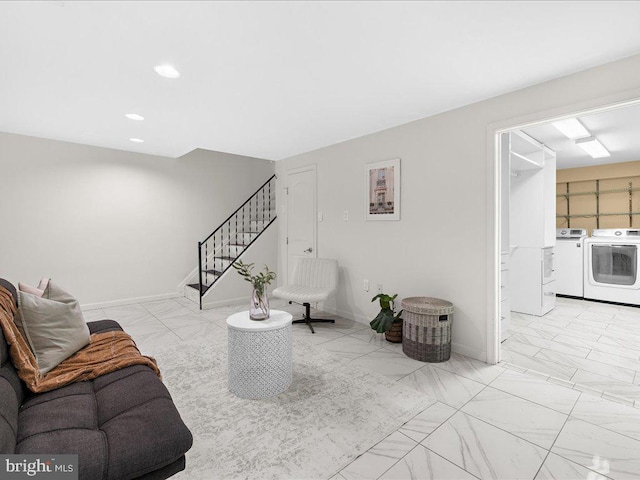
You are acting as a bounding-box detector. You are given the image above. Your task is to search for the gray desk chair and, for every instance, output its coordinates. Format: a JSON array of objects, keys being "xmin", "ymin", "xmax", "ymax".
[{"xmin": 272, "ymin": 258, "xmax": 339, "ymax": 333}]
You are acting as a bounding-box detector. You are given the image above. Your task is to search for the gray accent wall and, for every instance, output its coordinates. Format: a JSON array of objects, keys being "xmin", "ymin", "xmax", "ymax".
[
  {"xmin": 0, "ymin": 133, "xmax": 274, "ymax": 304},
  {"xmin": 276, "ymin": 53, "xmax": 640, "ymax": 363}
]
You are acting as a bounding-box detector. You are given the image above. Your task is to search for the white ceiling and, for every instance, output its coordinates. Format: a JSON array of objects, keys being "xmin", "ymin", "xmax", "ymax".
[
  {"xmin": 523, "ymin": 102, "xmax": 640, "ymax": 170},
  {"xmin": 2, "ymin": 1, "xmax": 640, "ymax": 161}
]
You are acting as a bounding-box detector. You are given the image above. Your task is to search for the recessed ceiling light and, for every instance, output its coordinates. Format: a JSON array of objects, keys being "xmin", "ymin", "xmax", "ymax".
[
  {"xmin": 125, "ymin": 113, "xmax": 144, "ymax": 121},
  {"xmin": 154, "ymin": 64, "xmax": 181, "ymax": 79},
  {"xmin": 575, "ymin": 137, "xmax": 610, "ymax": 158},
  {"xmin": 129, "ymin": 138, "xmax": 144, "ymax": 143},
  {"xmin": 551, "ymin": 118, "xmax": 590, "ymax": 139}
]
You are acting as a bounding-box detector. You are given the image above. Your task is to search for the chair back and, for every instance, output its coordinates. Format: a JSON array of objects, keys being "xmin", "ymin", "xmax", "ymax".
[{"xmin": 292, "ymin": 258, "xmax": 339, "ymax": 290}]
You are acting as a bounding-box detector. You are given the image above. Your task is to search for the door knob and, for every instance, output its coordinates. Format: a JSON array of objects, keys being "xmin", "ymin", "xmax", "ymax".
[{"xmin": 304, "ymin": 247, "xmax": 313, "ymax": 253}]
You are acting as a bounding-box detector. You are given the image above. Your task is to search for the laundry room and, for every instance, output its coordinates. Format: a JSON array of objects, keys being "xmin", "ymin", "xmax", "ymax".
[{"xmin": 499, "ymin": 101, "xmax": 640, "ymax": 405}]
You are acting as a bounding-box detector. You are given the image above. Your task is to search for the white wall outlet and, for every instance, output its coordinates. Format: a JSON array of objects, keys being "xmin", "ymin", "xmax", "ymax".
[
  {"xmin": 363, "ymin": 279, "xmax": 370, "ymax": 292},
  {"xmin": 343, "ymin": 210, "xmax": 349, "ymax": 221},
  {"xmin": 317, "ymin": 211, "xmax": 323, "ymax": 222},
  {"xmin": 376, "ymin": 284, "xmax": 383, "ymax": 294}
]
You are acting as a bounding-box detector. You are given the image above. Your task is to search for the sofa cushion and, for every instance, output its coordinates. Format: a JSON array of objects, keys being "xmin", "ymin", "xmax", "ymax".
[
  {"xmin": 0, "ymin": 374, "xmax": 20, "ymax": 454},
  {"xmin": 0, "ymin": 279, "xmax": 25, "ymax": 454},
  {"xmin": 0, "ymin": 354, "xmax": 22, "ymax": 454},
  {"xmin": 16, "ymin": 363, "xmax": 192, "ymax": 480},
  {"xmin": 1, "ymin": 330, "xmax": 25, "ymax": 454}
]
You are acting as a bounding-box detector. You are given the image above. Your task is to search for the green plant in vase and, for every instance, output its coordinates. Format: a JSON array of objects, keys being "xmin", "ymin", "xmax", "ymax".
[
  {"xmin": 370, "ymin": 293, "xmax": 403, "ymax": 343},
  {"xmin": 233, "ymin": 260, "xmax": 276, "ymax": 320}
]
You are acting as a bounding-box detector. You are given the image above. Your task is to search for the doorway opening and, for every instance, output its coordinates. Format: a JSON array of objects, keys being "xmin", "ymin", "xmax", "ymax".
[{"xmin": 495, "ymin": 98, "xmax": 640, "ymax": 404}]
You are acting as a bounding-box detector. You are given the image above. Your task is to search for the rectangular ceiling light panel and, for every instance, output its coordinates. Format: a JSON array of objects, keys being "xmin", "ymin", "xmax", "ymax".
[
  {"xmin": 552, "ymin": 118, "xmax": 590, "ymax": 139},
  {"xmin": 575, "ymin": 137, "xmax": 610, "ymax": 158}
]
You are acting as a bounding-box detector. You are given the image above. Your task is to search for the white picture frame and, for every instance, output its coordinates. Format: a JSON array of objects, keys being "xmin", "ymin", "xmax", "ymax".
[{"xmin": 365, "ymin": 158, "xmax": 400, "ymax": 221}]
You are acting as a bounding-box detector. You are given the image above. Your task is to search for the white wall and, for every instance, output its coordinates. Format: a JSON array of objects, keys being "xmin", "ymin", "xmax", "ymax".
[
  {"xmin": 0, "ymin": 133, "xmax": 275, "ymax": 305},
  {"xmin": 276, "ymin": 53, "xmax": 640, "ymax": 362}
]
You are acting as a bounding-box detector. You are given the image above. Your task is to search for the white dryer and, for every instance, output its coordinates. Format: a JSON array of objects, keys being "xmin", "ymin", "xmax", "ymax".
[
  {"xmin": 555, "ymin": 228, "xmax": 588, "ymax": 297},
  {"xmin": 584, "ymin": 229, "xmax": 640, "ymax": 305}
]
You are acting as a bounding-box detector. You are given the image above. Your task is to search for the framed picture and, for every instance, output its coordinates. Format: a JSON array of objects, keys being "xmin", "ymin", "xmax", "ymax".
[{"xmin": 365, "ymin": 158, "xmax": 400, "ymax": 221}]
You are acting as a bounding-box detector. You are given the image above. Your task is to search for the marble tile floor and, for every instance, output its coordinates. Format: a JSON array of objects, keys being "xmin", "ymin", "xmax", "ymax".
[
  {"xmin": 85, "ymin": 297, "xmax": 640, "ymax": 480},
  {"xmin": 502, "ymin": 297, "xmax": 640, "ymax": 408}
]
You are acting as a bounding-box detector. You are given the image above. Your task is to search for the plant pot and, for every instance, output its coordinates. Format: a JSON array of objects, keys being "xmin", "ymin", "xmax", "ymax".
[
  {"xmin": 385, "ymin": 319, "xmax": 403, "ymax": 343},
  {"xmin": 249, "ymin": 286, "xmax": 270, "ymax": 320}
]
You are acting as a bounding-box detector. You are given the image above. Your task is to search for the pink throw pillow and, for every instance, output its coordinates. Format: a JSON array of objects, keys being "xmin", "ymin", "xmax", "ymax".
[{"xmin": 18, "ymin": 277, "xmax": 50, "ymax": 297}]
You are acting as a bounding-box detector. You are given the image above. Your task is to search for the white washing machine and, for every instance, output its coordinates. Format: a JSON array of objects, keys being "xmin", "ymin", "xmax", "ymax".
[
  {"xmin": 555, "ymin": 228, "xmax": 588, "ymax": 297},
  {"xmin": 584, "ymin": 229, "xmax": 640, "ymax": 305}
]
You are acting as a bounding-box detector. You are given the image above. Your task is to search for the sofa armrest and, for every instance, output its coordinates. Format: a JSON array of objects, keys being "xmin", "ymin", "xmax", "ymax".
[{"xmin": 87, "ymin": 319, "xmax": 123, "ymax": 335}]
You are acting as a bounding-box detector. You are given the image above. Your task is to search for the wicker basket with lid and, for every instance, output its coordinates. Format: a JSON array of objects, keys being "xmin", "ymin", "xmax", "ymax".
[{"xmin": 401, "ymin": 297, "xmax": 454, "ymax": 362}]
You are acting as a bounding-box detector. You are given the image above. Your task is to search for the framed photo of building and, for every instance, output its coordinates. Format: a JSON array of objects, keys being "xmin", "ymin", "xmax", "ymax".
[{"xmin": 365, "ymin": 158, "xmax": 400, "ymax": 221}]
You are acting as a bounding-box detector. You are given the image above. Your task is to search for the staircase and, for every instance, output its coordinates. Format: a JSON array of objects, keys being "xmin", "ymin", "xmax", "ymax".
[{"xmin": 186, "ymin": 175, "xmax": 277, "ymax": 309}]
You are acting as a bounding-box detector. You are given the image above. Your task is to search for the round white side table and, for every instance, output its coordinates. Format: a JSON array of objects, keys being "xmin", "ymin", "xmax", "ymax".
[{"xmin": 226, "ymin": 309, "xmax": 293, "ymax": 399}]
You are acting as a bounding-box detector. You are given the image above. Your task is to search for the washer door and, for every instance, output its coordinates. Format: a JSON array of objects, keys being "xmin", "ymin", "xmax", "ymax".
[{"xmin": 590, "ymin": 244, "xmax": 640, "ymax": 288}]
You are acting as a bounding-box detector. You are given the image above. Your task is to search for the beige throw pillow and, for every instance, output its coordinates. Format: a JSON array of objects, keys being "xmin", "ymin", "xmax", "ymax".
[
  {"xmin": 14, "ymin": 277, "xmax": 51, "ymax": 344},
  {"xmin": 17, "ymin": 281, "xmax": 90, "ymax": 374}
]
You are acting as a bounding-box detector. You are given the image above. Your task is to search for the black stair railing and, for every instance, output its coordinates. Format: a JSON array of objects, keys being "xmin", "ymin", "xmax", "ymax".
[{"xmin": 189, "ymin": 174, "xmax": 277, "ymax": 309}]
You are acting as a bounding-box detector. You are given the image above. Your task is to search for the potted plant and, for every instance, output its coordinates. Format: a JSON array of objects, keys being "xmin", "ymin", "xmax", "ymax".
[
  {"xmin": 369, "ymin": 293, "xmax": 403, "ymax": 343},
  {"xmin": 232, "ymin": 260, "xmax": 276, "ymax": 320}
]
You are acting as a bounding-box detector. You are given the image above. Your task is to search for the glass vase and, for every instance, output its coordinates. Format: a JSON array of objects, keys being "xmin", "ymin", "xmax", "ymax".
[{"xmin": 249, "ymin": 286, "xmax": 270, "ymax": 320}]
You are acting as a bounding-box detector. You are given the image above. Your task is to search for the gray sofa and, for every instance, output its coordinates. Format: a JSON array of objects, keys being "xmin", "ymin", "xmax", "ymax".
[{"xmin": 0, "ymin": 279, "xmax": 193, "ymax": 479}]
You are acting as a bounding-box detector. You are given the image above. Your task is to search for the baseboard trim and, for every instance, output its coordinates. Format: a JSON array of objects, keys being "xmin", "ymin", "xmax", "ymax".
[
  {"xmin": 201, "ymin": 296, "xmax": 247, "ymax": 310},
  {"xmin": 451, "ymin": 341, "xmax": 486, "ymax": 362},
  {"xmin": 323, "ymin": 304, "xmax": 486, "ymax": 363},
  {"xmin": 318, "ymin": 304, "xmax": 370, "ymax": 326},
  {"xmin": 81, "ymin": 292, "xmax": 180, "ymax": 310}
]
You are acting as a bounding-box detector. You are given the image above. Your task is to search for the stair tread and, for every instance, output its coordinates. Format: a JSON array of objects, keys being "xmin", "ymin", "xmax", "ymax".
[
  {"xmin": 187, "ymin": 283, "xmax": 212, "ymax": 294},
  {"xmin": 202, "ymin": 269, "xmax": 222, "ymax": 275}
]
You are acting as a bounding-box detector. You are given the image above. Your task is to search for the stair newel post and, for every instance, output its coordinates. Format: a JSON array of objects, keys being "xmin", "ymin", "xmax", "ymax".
[
  {"xmin": 198, "ymin": 241, "xmax": 203, "ymax": 310},
  {"xmin": 262, "ymin": 184, "xmax": 265, "ymax": 229}
]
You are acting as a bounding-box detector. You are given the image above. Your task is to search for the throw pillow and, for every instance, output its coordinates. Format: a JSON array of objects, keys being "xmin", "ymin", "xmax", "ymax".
[
  {"xmin": 14, "ymin": 278, "xmax": 51, "ymax": 345},
  {"xmin": 17, "ymin": 281, "xmax": 90, "ymax": 374}
]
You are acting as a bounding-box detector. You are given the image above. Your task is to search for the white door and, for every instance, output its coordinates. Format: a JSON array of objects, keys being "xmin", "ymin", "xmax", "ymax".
[{"xmin": 286, "ymin": 166, "xmax": 317, "ymax": 282}]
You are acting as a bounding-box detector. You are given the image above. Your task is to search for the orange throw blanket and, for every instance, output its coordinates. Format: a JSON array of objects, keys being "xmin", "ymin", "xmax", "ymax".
[{"xmin": 0, "ymin": 286, "xmax": 161, "ymax": 393}]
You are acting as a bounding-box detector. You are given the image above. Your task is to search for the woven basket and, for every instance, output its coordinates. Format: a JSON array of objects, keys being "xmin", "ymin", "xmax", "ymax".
[
  {"xmin": 401, "ymin": 297, "xmax": 454, "ymax": 363},
  {"xmin": 384, "ymin": 319, "xmax": 403, "ymax": 343}
]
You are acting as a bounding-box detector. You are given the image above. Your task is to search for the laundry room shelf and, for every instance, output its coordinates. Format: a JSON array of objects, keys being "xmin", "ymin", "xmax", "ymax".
[
  {"xmin": 510, "ymin": 151, "xmax": 543, "ymax": 171},
  {"xmin": 556, "ymin": 187, "xmax": 640, "ymax": 197},
  {"xmin": 557, "ymin": 179, "xmax": 639, "ymax": 229},
  {"xmin": 557, "ymin": 212, "xmax": 640, "ymax": 218}
]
